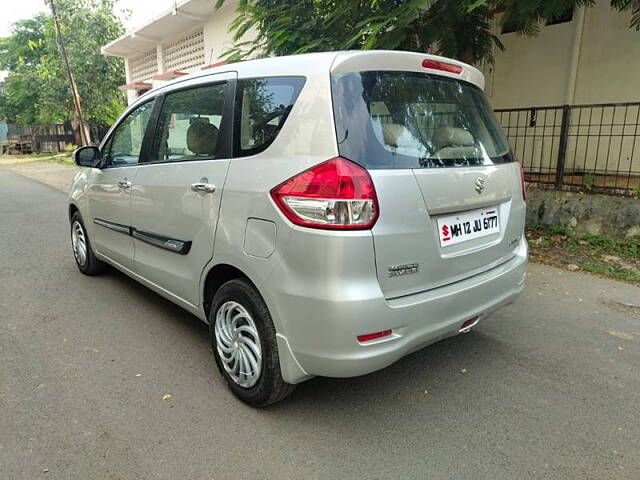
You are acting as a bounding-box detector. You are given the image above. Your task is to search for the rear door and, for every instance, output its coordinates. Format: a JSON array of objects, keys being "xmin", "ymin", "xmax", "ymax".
[
  {"xmin": 129, "ymin": 74, "xmax": 235, "ymax": 306},
  {"xmin": 332, "ymin": 68, "xmax": 526, "ymax": 299}
]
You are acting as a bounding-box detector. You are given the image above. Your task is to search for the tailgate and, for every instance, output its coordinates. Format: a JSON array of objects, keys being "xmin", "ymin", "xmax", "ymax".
[{"xmin": 370, "ymin": 163, "xmax": 525, "ymax": 299}]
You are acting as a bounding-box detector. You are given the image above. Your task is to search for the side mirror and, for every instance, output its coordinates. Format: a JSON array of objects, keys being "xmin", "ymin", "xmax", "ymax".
[{"xmin": 73, "ymin": 146, "xmax": 102, "ymax": 168}]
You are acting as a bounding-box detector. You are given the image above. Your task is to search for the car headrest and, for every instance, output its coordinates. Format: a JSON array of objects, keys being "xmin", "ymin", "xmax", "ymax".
[
  {"xmin": 187, "ymin": 122, "xmax": 218, "ymax": 155},
  {"xmin": 432, "ymin": 127, "xmax": 474, "ymax": 151},
  {"xmin": 381, "ymin": 123, "xmax": 413, "ymax": 147}
]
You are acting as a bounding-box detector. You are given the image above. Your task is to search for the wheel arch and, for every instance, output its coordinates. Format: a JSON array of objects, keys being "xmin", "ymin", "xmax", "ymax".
[
  {"xmin": 68, "ymin": 203, "xmax": 80, "ymax": 222},
  {"xmin": 202, "ymin": 263, "xmax": 254, "ymax": 320},
  {"xmin": 201, "ymin": 261, "xmax": 311, "ymax": 384}
]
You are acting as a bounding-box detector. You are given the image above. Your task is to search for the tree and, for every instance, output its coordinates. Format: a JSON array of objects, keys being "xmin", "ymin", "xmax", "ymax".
[
  {"xmin": 0, "ymin": 0, "xmax": 126, "ymax": 143},
  {"xmin": 216, "ymin": 0, "xmax": 640, "ymax": 65}
]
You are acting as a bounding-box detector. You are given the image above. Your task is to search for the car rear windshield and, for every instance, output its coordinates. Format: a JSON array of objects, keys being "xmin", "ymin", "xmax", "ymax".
[{"xmin": 331, "ymin": 71, "xmax": 512, "ymax": 169}]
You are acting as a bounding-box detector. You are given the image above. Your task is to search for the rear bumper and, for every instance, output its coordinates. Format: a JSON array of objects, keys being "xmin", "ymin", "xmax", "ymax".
[{"xmin": 273, "ymin": 238, "xmax": 527, "ymax": 382}]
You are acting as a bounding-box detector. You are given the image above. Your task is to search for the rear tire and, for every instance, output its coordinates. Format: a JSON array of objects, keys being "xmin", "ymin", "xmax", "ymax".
[
  {"xmin": 209, "ymin": 278, "xmax": 295, "ymax": 407},
  {"xmin": 70, "ymin": 211, "xmax": 105, "ymax": 276}
]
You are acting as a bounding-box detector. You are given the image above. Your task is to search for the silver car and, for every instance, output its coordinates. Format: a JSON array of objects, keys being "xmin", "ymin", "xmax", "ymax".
[{"xmin": 69, "ymin": 51, "xmax": 527, "ymax": 406}]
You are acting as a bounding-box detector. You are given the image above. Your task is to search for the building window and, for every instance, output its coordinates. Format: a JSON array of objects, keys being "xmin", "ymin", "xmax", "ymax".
[
  {"xmin": 546, "ymin": 7, "xmax": 574, "ymax": 25},
  {"xmin": 501, "ymin": 20, "xmax": 517, "ymax": 34},
  {"xmin": 500, "ymin": 14, "xmax": 521, "ymax": 35}
]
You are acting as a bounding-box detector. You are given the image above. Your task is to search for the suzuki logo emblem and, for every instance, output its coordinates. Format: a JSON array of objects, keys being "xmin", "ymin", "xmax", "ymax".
[{"xmin": 474, "ymin": 176, "xmax": 486, "ymax": 194}]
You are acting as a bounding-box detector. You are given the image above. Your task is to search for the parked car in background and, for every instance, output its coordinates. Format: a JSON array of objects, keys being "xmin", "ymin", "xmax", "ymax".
[{"xmin": 68, "ymin": 50, "xmax": 527, "ymax": 406}]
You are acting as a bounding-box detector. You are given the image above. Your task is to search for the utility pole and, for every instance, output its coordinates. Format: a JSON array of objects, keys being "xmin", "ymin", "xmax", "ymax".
[{"xmin": 48, "ymin": 0, "xmax": 90, "ymax": 146}]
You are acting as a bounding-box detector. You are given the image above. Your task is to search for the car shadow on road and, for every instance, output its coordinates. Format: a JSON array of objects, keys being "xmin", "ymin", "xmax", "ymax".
[
  {"xmin": 100, "ymin": 265, "xmax": 516, "ymax": 416},
  {"xmin": 99, "ymin": 266, "xmax": 209, "ymax": 335},
  {"xmin": 284, "ymin": 330, "xmax": 500, "ymax": 403}
]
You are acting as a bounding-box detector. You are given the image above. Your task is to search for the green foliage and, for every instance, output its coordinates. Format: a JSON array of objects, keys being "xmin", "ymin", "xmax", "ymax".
[
  {"xmin": 217, "ymin": 0, "xmax": 503, "ymax": 64},
  {"xmin": 216, "ymin": 0, "xmax": 640, "ymax": 64},
  {"xmin": 581, "ymin": 233, "xmax": 639, "ymax": 258},
  {"xmin": 548, "ymin": 224, "xmax": 576, "ymax": 237},
  {"xmin": 0, "ymin": 0, "xmax": 126, "ymax": 132},
  {"xmin": 537, "ymin": 225, "xmax": 639, "ymax": 259},
  {"xmin": 582, "ymin": 172, "xmax": 596, "ymax": 191}
]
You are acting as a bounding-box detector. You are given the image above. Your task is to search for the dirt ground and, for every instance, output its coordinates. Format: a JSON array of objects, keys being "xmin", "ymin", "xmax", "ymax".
[{"xmin": 0, "ymin": 155, "xmax": 77, "ymax": 194}]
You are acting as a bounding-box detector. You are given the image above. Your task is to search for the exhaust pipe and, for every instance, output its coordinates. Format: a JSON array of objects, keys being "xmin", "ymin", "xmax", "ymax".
[{"xmin": 459, "ymin": 316, "xmax": 480, "ymax": 333}]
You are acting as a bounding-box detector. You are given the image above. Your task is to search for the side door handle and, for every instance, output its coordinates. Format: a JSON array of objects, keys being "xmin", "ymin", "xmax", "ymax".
[
  {"xmin": 118, "ymin": 180, "xmax": 132, "ymax": 190},
  {"xmin": 191, "ymin": 183, "xmax": 216, "ymax": 194}
]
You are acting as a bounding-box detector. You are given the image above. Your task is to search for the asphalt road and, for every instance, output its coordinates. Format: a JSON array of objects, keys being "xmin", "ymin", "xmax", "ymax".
[{"xmin": 1, "ymin": 169, "xmax": 639, "ymax": 480}]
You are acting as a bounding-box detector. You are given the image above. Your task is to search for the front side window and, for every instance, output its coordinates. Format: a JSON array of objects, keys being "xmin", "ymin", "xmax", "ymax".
[
  {"xmin": 234, "ymin": 76, "xmax": 305, "ymax": 157},
  {"xmin": 332, "ymin": 71, "xmax": 512, "ymax": 169},
  {"xmin": 150, "ymin": 83, "xmax": 228, "ymax": 162},
  {"xmin": 105, "ymin": 100, "xmax": 154, "ymax": 167}
]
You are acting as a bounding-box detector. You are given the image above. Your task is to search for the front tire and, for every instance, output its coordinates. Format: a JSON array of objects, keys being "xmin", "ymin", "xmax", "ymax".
[
  {"xmin": 209, "ymin": 278, "xmax": 295, "ymax": 407},
  {"xmin": 70, "ymin": 211, "xmax": 105, "ymax": 275}
]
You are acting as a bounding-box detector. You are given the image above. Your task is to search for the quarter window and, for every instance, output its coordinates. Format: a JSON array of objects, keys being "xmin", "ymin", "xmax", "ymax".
[
  {"xmin": 234, "ymin": 77, "xmax": 305, "ymax": 157},
  {"xmin": 105, "ymin": 100, "xmax": 154, "ymax": 167},
  {"xmin": 150, "ymin": 83, "xmax": 228, "ymax": 162}
]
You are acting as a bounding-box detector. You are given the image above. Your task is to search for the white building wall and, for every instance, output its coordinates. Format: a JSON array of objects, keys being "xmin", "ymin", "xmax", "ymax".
[
  {"xmin": 574, "ymin": 2, "xmax": 640, "ymax": 105},
  {"xmin": 484, "ymin": 2, "xmax": 640, "ymax": 182},
  {"xmin": 117, "ymin": 0, "xmax": 255, "ymax": 103},
  {"xmin": 202, "ymin": 0, "xmax": 257, "ymax": 64},
  {"xmin": 485, "ymin": 1, "xmax": 640, "ymax": 109}
]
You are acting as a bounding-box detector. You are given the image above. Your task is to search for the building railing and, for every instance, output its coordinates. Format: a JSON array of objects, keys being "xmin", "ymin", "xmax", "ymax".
[{"xmin": 495, "ymin": 102, "xmax": 640, "ymax": 195}]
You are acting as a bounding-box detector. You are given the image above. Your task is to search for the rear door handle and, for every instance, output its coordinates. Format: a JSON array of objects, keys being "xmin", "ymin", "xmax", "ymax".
[
  {"xmin": 191, "ymin": 183, "xmax": 216, "ymax": 194},
  {"xmin": 118, "ymin": 180, "xmax": 132, "ymax": 190}
]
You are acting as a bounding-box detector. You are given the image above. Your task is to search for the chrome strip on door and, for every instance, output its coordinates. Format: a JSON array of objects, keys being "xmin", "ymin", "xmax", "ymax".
[
  {"xmin": 93, "ymin": 218, "xmax": 191, "ymax": 255},
  {"xmin": 93, "ymin": 218, "xmax": 131, "ymax": 235},
  {"xmin": 131, "ymin": 229, "xmax": 192, "ymax": 255}
]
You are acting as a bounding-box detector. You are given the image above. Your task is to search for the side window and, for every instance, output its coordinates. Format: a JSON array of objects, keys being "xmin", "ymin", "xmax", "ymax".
[
  {"xmin": 150, "ymin": 83, "xmax": 228, "ymax": 162},
  {"xmin": 235, "ymin": 76, "xmax": 305, "ymax": 157},
  {"xmin": 105, "ymin": 100, "xmax": 154, "ymax": 167}
]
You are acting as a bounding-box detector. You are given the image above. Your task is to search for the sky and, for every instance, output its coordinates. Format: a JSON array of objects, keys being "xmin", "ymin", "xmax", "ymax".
[{"xmin": 0, "ymin": 0, "xmax": 175, "ymax": 37}]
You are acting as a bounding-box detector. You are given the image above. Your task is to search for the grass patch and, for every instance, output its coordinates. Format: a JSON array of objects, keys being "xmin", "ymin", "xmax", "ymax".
[
  {"xmin": 527, "ymin": 225, "xmax": 640, "ymax": 285},
  {"xmin": 578, "ymin": 263, "xmax": 640, "ymax": 283},
  {"xmin": 47, "ymin": 153, "xmax": 74, "ymax": 166},
  {"xmin": 0, "ymin": 152, "xmax": 73, "ymax": 166}
]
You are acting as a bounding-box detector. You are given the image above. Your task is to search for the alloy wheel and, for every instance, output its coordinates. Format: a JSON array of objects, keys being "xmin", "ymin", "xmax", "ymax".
[
  {"xmin": 214, "ymin": 301, "xmax": 263, "ymax": 388},
  {"xmin": 71, "ymin": 221, "xmax": 88, "ymax": 267}
]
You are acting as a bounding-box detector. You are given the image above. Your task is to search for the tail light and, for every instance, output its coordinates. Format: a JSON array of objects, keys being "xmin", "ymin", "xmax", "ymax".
[
  {"xmin": 518, "ymin": 162, "xmax": 526, "ymax": 201},
  {"xmin": 270, "ymin": 157, "xmax": 379, "ymax": 230}
]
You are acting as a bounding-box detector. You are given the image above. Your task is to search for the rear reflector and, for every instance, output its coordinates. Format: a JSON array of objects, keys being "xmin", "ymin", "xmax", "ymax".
[
  {"xmin": 422, "ymin": 59, "xmax": 463, "ymax": 74},
  {"xmin": 357, "ymin": 329, "xmax": 392, "ymax": 343}
]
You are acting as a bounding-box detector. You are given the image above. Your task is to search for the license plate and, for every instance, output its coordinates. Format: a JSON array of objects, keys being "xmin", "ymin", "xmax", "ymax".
[{"xmin": 437, "ymin": 206, "xmax": 500, "ymax": 247}]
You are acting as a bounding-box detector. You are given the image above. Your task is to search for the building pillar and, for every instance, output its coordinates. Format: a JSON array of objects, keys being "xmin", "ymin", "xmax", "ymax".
[
  {"xmin": 156, "ymin": 43, "xmax": 164, "ymax": 74},
  {"xmin": 124, "ymin": 57, "xmax": 136, "ymax": 105},
  {"xmin": 565, "ymin": 6, "xmax": 587, "ymax": 105}
]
